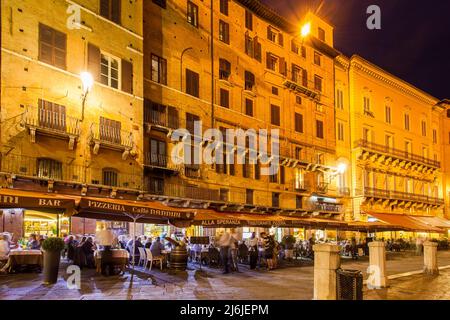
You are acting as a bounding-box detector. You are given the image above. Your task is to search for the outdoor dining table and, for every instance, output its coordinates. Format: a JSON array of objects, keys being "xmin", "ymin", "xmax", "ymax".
[
  {"xmin": 94, "ymin": 249, "xmax": 129, "ymax": 274},
  {"xmin": 1, "ymin": 249, "xmax": 43, "ymax": 273}
]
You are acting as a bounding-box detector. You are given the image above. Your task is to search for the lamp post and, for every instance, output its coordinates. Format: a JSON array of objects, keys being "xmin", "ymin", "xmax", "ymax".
[{"xmin": 80, "ymin": 71, "xmax": 93, "ymax": 122}]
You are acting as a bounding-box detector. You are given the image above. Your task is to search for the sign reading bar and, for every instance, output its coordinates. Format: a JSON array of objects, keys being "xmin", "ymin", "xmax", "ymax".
[
  {"xmin": 79, "ymin": 198, "xmax": 194, "ymax": 220},
  {"xmin": 0, "ymin": 193, "xmax": 74, "ymax": 209}
]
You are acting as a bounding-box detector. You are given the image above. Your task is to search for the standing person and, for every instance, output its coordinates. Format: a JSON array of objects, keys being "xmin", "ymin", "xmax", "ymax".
[
  {"xmin": 248, "ymin": 233, "xmax": 258, "ymax": 270},
  {"xmin": 416, "ymin": 237, "xmax": 423, "ymax": 256},
  {"xmin": 261, "ymin": 232, "xmax": 275, "ymax": 271},
  {"xmin": 230, "ymin": 229, "xmax": 239, "ymax": 272},
  {"xmin": 218, "ymin": 230, "xmax": 233, "ymax": 274}
]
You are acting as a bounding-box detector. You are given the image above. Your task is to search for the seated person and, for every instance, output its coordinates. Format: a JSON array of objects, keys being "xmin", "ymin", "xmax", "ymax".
[
  {"xmin": 150, "ymin": 237, "xmax": 165, "ymax": 257},
  {"xmin": 0, "ymin": 234, "xmax": 11, "ymax": 263},
  {"xmin": 27, "ymin": 234, "xmax": 40, "ymax": 250}
]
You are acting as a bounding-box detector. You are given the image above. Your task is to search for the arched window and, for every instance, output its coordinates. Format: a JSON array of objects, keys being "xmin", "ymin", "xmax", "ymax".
[
  {"xmin": 102, "ymin": 168, "xmax": 118, "ymax": 187},
  {"xmin": 37, "ymin": 158, "xmax": 62, "ymax": 180}
]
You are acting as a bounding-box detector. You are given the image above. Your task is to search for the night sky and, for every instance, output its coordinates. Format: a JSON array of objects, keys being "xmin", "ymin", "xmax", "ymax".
[{"xmin": 262, "ymin": 0, "xmax": 450, "ymax": 100}]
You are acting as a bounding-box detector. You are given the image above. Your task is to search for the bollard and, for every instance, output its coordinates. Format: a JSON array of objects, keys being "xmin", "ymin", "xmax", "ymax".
[
  {"xmin": 423, "ymin": 241, "xmax": 439, "ymax": 275},
  {"xmin": 313, "ymin": 243, "xmax": 341, "ymax": 300},
  {"xmin": 368, "ymin": 241, "xmax": 388, "ymax": 288}
]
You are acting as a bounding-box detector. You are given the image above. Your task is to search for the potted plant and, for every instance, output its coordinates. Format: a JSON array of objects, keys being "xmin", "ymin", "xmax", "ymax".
[
  {"xmin": 282, "ymin": 235, "xmax": 296, "ymax": 260},
  {"xmin": 42, "ymin": 237, "xmax": 65, "ymax": 285}
]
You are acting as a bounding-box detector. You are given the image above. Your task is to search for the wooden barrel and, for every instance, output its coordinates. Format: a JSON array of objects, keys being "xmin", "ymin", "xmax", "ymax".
[{"xmin": 169, "ymin": 246, "xmax": 188, "ymax": 271}]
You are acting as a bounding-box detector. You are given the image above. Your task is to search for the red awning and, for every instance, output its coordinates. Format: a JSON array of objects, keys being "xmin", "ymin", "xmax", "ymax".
[
  {"xmin": 409, "ymin": 216, "xmax": 450, "ymax": 230},
  {"xmin": 368, "ymin": 213, "xmax": 445, "ymax": 233}
]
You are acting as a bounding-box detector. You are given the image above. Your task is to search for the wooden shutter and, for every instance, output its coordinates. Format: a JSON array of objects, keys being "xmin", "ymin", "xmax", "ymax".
[
  {"xmin": 254, "ymin": 37, "xmax": 261, "ymax": 62},
  {"xmin": 266, "ymin": 52, "xmax": 271, "ymax": 69},
  {"xmin": 279, "ymin": 57, "xmax": 286, "ymax": 75},
  {"xmin": 278, "ymin": 33, "xmax": 284, "ymax": 46},
  {"xmin": 121, "ymin": 59, "xmax": 133, "ymax": 94},
  {"xmin": 100, "ymin": 0, "xmax": 109, "ymax": 18},
  {"xmin": 111, "ymin": 0, "xmax": 121, "ymax": 24},
  {"xmin": 302, "ymin": 69, "xmax": 308, "ymax": 87},
  {"xmin": 88, "ymin": 43, "xmax": 101, "ymax": 81},
  {"xmin": 295, "ymin": 113, "xmax": 303, "ymax": 133}
]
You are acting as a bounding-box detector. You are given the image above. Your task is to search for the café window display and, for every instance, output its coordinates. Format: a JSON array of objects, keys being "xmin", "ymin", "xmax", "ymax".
[
  {"xmin": 24, "ymin": 210, "xmax": 70, "ymax": 238},
  {"xmin": 144, "ymin": 224, "xmax": 170, "ymax": 239},
  {"xmin": 96, "ymin": 221, "xmax": 128, "ymax": 236}
]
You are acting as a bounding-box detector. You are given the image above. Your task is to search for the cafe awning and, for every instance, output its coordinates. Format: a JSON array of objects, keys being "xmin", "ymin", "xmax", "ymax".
[
  {"xmin": 347, "ymin": 220, "xmax": 403, "ymax": 232},
  {"xmin": 367, "ymin": 212, "xmax": 445, "ymax": 233},
  {"xmin": 76, "ymin": 197, "xmax": 196, "ymax": 224},
  {"xmin": 409, "ymin": 216, "xmax": 450, "ymax": 230},
  {"xmin": 0, "ymin": 188, "xmax": 77, "ymax": 212}
]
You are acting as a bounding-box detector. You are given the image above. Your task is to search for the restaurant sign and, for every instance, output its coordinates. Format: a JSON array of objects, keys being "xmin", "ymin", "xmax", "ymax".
[
  {"xmin": 0, "ymin": 194, "xmax": 74, "ymax": 209},
  {"xmin": 79, "ymin": 199, "xmax": 194, "ymax": 220}
]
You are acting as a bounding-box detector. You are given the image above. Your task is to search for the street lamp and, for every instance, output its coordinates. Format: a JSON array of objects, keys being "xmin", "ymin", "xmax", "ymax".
[
  {"xmin": 337, "ymin": 163, "xmax": 348, "ymax": 175},
  {"xmin": 80, "ymin": 71, "xmax": 93, "ymax": 121},
  {"xmin": 300, "ymin": 22, "xmax": 311, "ymax": 38}
]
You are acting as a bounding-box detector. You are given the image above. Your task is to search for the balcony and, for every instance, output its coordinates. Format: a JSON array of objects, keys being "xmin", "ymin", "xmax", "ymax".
[
  {"xmin": 364, "ymin": 187, "xmax": 444, "ymax": 207},
  {"xmin": 184, "ymin": 164, "xmax": 201, "ymax": 179},
  {"xmin": 292, "ymin": 180, "xmax": 311, "ymax": 192},
  {"xmin": 87, "ymin": 168, "xmax": 142, "ymax": 191},
  {"xmin": 0, "ymin": 154, "xmax": 84, "ymax": 184},
  {"xmin": 22, "ymin": 106, "xmax": 81, "ymax": 150},
  {"xmin": 283, "ymin": 75, "xmax": 321, "ymax": 101},
  {"xmin": 144, "ymin": 106, "xmax": 179, "ymax": 132},
  {"xmin": 144, "ymin": 153, "xmax": 182, "ymax": 172},
  {"xmin": 89, "ymin": 123, "xmax": 134, "ymax": 159},
  {"xmin": 315, "ymin": 182, "xmax": 329, "ymax": 194},
  {"xmin": 311, "ymin": 202, "xmax": 343, "ymax": 214},
  {"xmin": 356, "ymin": 140, "xmax": 440, "ymax": 169}
]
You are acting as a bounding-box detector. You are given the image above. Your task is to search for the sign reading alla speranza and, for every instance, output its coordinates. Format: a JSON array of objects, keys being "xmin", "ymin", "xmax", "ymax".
[{"xmin": 79, "ymin": 198, "xmax": 193, "ymax": 220}]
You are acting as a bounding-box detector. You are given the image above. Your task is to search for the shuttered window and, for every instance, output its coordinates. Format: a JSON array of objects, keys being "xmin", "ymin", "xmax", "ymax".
[
  {"xmin": 295, "ymin": 113, "xmax": 303, "ymax": 133},
  {"xmin": 39, "ymin": 24, "xmax": 66, "ymax": 69},
  {"xmin": 244, "ymin": 71, "xmax": 255, "ymax": 90},
  {"xmin": 187, "ymin": 1, "xmax": 199, "ymax": 27},
  {"xmin": 151, "ymin": 54, "xmax": 167, "ymax": 85},
  {"xmin": 219, "ymin": 58, "xmax": 231, "ymax": 80},
  {"xmin": 220, "ymin": 0, "xmax": 228, "ymax": 15},
  {"xmin": 220, "ymin": 89, "xmax": 229, "ymax": 108},
  {"xmin": 186, "ymin": 69, "xmax": 199, "ymax": 97},
  {"xmin": 100, "ymin": 0, "xmax": 121, "ymax": 24},
  {"xmin": 99, "ymin": 117, "xmax": 122, "ymax": 144},
  {"xmin": 88, "ymin": 43, "xmax": 101, "ymax": 81},
  {"xmin": 37, "ymin": 158, "xmax": 63, "ymax": 180},
  {"xmin": 102, "ymin": 168, "xmax": 118, "ymax": 187},
  {"xmin": 316, "ymin": 120, "xmax": 324, "ymax": 139},
  {"xmin": 121, "ymin": 59, "xmax": 133, "ymax": 94},
  {"xmin": 271, "ymin": 105, "xmax": 280, "ymax": 126},
  {"xmin": 219, "ymin": 20, "xmax": 230, "ymax": 44},
  {"xmin": 38, "ymin": 99, "xmax": 67, "ymax": 132},
  {"xmin": 245, "ymin": 11, "xmax": 253, "ymax": 30},
  {"xmin": 245, "ymin": 99, "xmax": 254, "ymax": 117}
]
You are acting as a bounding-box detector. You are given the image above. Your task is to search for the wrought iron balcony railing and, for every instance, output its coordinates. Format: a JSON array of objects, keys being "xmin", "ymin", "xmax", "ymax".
[
  {"xmin": 356, "ymin": 140, "xmax": 440, "ymax": 168},
  {"xmin": 144, "ymin": 153, "xmax": 182, "ymax": 172},
  {"xmin": 144, "ymin": 107, "xmax": 179, "ymax": 130},
  {"xmin": 364, "ymin": 187, "xmax": 444, "ymax": 206},
  {"xmin": 89, "ymin": 123, "xmax": 134, "ymax": 154}
]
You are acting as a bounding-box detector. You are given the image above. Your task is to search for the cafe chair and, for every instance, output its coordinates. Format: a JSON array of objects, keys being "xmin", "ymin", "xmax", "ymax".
[
  {"xmin": 137, "ymin": 247, "xmax": 147, "ymax": 267},
  {"xmin": 144, "ymin": 248, "xmax": 163, "ymax": 271}
]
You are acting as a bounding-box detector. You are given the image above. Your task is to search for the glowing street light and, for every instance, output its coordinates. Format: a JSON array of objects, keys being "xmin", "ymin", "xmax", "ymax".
[
  {"xmin": 80, "ymin": 71, "xmax": 93, "ymax": 121},
  {"xmin": 301, "ymin": 22, "xmax": 311, "ymax": 38},
  {"xmin": 337, "ymin": 163, "xmax": 348, "ymax": 174}
]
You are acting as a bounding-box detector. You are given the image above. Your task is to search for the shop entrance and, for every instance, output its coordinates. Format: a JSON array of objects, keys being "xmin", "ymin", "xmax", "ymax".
[{"xmin": 24, "ymin": 210, "xmax": 70, "ymax": 238}]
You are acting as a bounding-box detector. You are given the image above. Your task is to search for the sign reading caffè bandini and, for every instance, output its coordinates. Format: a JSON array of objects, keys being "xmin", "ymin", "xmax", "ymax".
[
  {"xmin": 0, "ymin": 193, "xmax": 74, "ymax": 209},
  {"xmin": 79, "ymin": 198, "xmax": 194, "ymax": 220}
]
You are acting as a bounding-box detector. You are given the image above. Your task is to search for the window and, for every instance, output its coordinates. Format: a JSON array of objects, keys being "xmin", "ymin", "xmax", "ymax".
[
  {"xmin": 295, "ymin": 147, "xmax": 303, "ymax": 160},
  {"xmin": 152, "ymin": 0, "xmax": 167, "ymax": 9},
  {"xmin": 272, "ymin": 87, "xmax": 279, "ymax": 95},
  {"xmin": 101, "ymin": 52, "xmax": 120, "ymax": 89},
  {"xmin": 271, "ymin": 105, "xmax": 281, "ymax": 126},
  {"xmin": 102, "ymin": 168, "xmax": 118, "ymax": 187},
  {"xmin": 99, "ymin": 117, "xmax": 122, "ymax": 144},
  {"xmin": 316, "ymin": 153, "xmax": 325, "ymax": 164},
  {"xmin": 147, "ymin": 177, "xmax": 164, "ymax": 194},
  {"xmin": 336, "ymin": 89, "xmax": 344, "ymax": 109},
  {"xmin": 291, "ymin": 40, "xmax": 299, "ymax": 54},
  {"xmin": 38, "ymin": 99, "xmax": 66, "ymax": 132},
  {"xmin": 433, "ymin": 129, "xmax": 437, "ymax": 144},
  {"xmin": 220, "ymin": 0, "xmax": 229, "ymax": 15},
  {"xmin": 316, "ymin": 120, "xmax": 324, "ymax": 139},
  {"xmin": 187, "ymin": 1, "xmax": 198, "ymax": 27},
  {"xmin": 337, "ymin": 122, "xmax": 344, "ymax": 141},
  {"xmin": 385, "ymin": 135, "xmax": 393, "ymax": 148},
  {"xmin": 296, "ymin": 195, "xmax": 303, "ymax": 209},
  {"xmin": 296, "ymin": 96, "xmax": 302, "ymax": 105},
  {"xmin": 245, "ymin": 11, "xmax": 253, "ymax": 30},
  {"xmin": 302, "ymin": 69, "xmax": 308, "ymax": 87},
  {"xmin": 314, "ymin": 52, "xmax": 321, "ymax": 66},
  {"xmin": 151, "ymin": 54, "xmax": 167, "ymax": 85},
  {"xmin": 314, "ymin": 75, "xmax": 322, "ymax": 92},
  {"xmin": 421, "ymin": 120, "xmax": 427, "ymax": 136},
  {"xmin": 301, "ymin": 46, "xmax": 306, "ymax": 58},
  {"xmin": 405, "ymin": 140, "xmax": 411, "ymax": 156},
  {"xmin": 244, "ymin": 71, "xmax": 255, "ymax": 90},
  {"xmin": 219, "ymin": 58, "xmax": 231, "ymax": 80},
  {"xmin": 245, "ymin": 99, "xmax": 254, "ymax": 116},
  {"xmin": 363, "ymin": 97, "xmax": 371, "ymax": 114},
  {"xmin": 37, "ymin": 158, "xmax": 62, "ymax": 180},
  {"xmin": 39, "ymin": 24, "xmax": 66, "ymax": 69},
  {"xmin": 149, "ymin": 139, "xmax": 167, "ymax": 166},
  {"xmin": 295, "ymin": 168, "xmax": 305, "ymax": 190},
  {"xmin": 278, "ymin": 33, "xmax": 284, "ymax": 46},
  {"xmin": 272, "ymin": 193, "xmax": 280, "ymax": 208},
  {"xmin": 292, "ymin": 64, "xmax": 301, "ymax": 83},
  {"xmin": 254, "ymin": 161, "xmax": 260, "ymax": 180},
  {"xmin": 246, "ymin": 189, "xmax": 254, "ymax": 205},
  {"xmin": 363, "ymin": 128, "xmax": 371, "ymax": 142},
  {"xmin": 186, "ymin": 69, "xmax": 199, "ymax": 97},
  {"xmin": 404, "ymin": 114, "xmax": 410, "ymax": 131},
  {"xmin": 385, "ymin": 105, "xmax": 391, "ymax": 124},
  {"xmin": 245, "ymin": 35, "xmax": 254, "ymax": 57},
  {"xmin": 295, "ymin": 113, "xmax": 303, "ymax": 133},
  {"xmin": 100, "ymin": 0, "xmax": 121, "ymax": 24},
  {"xmin": 280, "ymin": 166, "xmax": 285, "ymax": 184},
  {"xmin": 220, "ymin": 89, "xmax": 229, "ymax": 108},
  {"xmin": 266, "ymin": 53, "xmax": 277, "ymax": 71},
  {"xmin": 267, "ymin": 27, "xmax": 277, "ymax": 42},
  {"xmin": 219, "ymin": 20, "xmax": 230, "ymax": 44},
  {"xmin": 318, "ymin": 27, "xmax": 326, "ymax": 41}
]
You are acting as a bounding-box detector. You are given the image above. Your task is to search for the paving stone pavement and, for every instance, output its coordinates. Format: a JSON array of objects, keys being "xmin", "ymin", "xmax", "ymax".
[{"xmin": 0, "ymin": 251, "xmax": 449, "ymax": 300}]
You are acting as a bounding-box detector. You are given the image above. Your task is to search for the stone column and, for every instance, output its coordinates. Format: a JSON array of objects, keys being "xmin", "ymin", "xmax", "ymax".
[
  {"xmin": 368, "ymin": 241, "xmax": 388, "ymax": 288},
  {"xmin": 423, "ymin": 241, "xmax": 439, "ymax": 275},
  {"xmin": 313, "ymin": 243, "xmax": 341, "ymax": 300}
]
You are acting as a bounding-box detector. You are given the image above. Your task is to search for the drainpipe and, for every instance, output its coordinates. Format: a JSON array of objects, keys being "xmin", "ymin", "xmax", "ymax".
[{"xmin": 210, "ymin": 0, "xmax": 215, "ymax": 129}]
